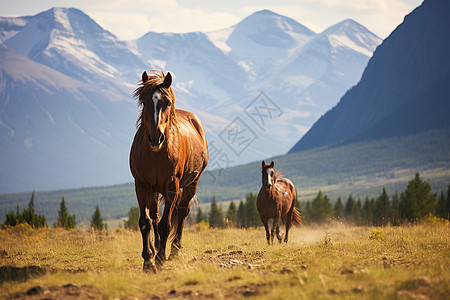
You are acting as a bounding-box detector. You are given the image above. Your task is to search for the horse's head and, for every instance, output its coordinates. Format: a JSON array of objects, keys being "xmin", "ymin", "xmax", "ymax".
[
  {"xmin": 135, "ymin": 71, "xmax": 175, "ymax": 151},
  {"xmin": 261, "ymin": 160, "xmax": 275, "ymax": 191}
]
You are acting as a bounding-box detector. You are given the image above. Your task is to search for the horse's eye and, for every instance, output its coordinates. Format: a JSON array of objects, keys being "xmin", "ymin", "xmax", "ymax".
[{"xmin": 167, "ymin": 101, "xmax": 172, "ymax": 107}]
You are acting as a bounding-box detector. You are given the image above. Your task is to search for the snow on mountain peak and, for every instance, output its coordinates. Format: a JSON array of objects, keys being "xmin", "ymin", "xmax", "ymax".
[
  {"xmin": 0, "ymin": 7, "xmax": 382, "ymax": 192},
  {"xmin": 321, "ymin": 19, "xmax": 381, "ymax": 56},
  {"xmin": 53, "ymin": 7, "xmax": 72, "ymax": 32},
  {"xmin": 205, "ymin": 26, "xmax": 234, "ymax": 54},
  {"xmin": 229, "ymin": 9, "xmax": 315, "ymax": 48}
]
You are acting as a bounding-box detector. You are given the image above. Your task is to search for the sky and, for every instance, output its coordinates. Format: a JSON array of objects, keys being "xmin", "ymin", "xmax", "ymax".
[{"xmin": 1, "ymin": 0, "xmax": 422, "ymax": 40}]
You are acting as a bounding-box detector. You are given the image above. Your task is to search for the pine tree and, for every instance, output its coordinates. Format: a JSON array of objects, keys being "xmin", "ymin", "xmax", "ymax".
[
  {"xmin": 29, "ymin": 190, "xmax": 35, "ymax": 209},
  {"xmin": 354, "ymin": 198, "xmax": 363, "ymax": 225},
  {"xmin": 209, "ymin": 196, "xmax": 224, "ymax": 228},
  {"xmin": 244, "ymin": 193, "xmax": 260, "ymax": 227},
  {"xmin": 374, "ymin": 188, "xmax": 391, "ymax": 226},
  {"xmin": 363, "ymin": 197, "xmax": 375, "ymax": 226},
  {"xmin": 124, "ymin": 205, "xmax": 140, "ymax": 230},
  {"xmin": 310, "ymin": 191, "xmax": 333, "ymax": 224},
  {"xmin": 334, "ymin": 197, "xmax": 344, "ymax": 220},
  {"xmin": 391, "ymin": 193, "xmax": 401, "ymax": 226},
  {"xmin": 447, "ymin": 184, "xmax": 450, "ymax": 220},
  {"xmin": 196, "ymin": 207, "xmax": 205, "ymax": 224},
  {"xmin": 302, "ymin": 200, "xmax": 312, "ymax": 225},
  {"xmin": 345, "ymin": 195, "xmax": 355, "ymax": 223},
  {"xmin": 399, "ymin": 173, "xmax": 436, "ymax": 222},
  {"xmin": 54, "ymin": 197, "xmax": 76, "ymax": 229},
  {"xmin": 226, "ymin": 201, "xmax": 237, "ymax": 226},
  {"xmin": 3, "ymin": 201, "xmax": 47, "ymax": 229},
  {"xmin": 435, "ymin": 191, "xmax": 447, "ymax": 219},
  {"xmin": 237, "ymin": 200, "xmax": 245, "ymax": 228},
  {"xmin": 91, "ymin": 205, "xmax": 106, "ymax": 230}
]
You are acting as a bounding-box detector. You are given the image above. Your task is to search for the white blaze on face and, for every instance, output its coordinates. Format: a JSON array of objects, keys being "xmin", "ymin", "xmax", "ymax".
[
  {"xmin": 266, "ymin": 168, "xmax": 272, "ymax": 186},
  {"xmin": 152, "ymin": 91, "xmax": 161, "ymax": 125}
]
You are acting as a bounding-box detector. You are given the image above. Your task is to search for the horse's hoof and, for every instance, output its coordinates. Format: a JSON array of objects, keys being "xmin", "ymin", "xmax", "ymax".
[
  {"xmin": 143, "ymin": 261, "xmax": 158, "ymax": 273},
  {"xmin": 169, "ymin": 244, "xmax": 181, "ymax": 260},
  {"xmin": 168, "ymin": 249, "xmax": 181, "ymax": 260},
  {"xmin": 155, "ymin": 254, "xmax": 166, "ymax": 269}
]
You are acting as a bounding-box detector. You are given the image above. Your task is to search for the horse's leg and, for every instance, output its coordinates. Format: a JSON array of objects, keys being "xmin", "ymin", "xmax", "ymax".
[
  {"xmin": 274, "ymin": 216, "xmax": 283, "ymax": 243},
  {"xmin": 157, "ymin": 179, "xmax": 181, "ymax": 264},
  {"xmin": 135, "ymin": 181, "xmax": 157, "ymax": 272},
  {"xmin": 271, "ymin": 217, "xmax": 280, "ymax": 244},
  {"xmin": 260, "ymin": 216, "xmax": 270, "ymax": 245},
  {"xmin": 149, "ymin": 193, "xmax": 160, "ymax": 252},
  {"xmin": 284, "ymin": 205, "xmax": 294, "ymax": 243},
  {"xmin": 170, "ymin": 181, "xmax": 198, "ymax": 259}
]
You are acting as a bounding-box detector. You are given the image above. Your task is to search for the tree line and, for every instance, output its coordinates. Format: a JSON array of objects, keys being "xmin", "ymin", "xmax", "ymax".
[
  {"xmin": 298, "ymin": 173, "xmax": 449, "ymax": 226},
  {"xmin": 195, "ymin": 193, "xmax": 262, "ymax": 228},
  {"xmin": 196, "ymin": 173, "xmax": 449, "ymax": 228},
  {"xmin": 3, "ymin": 173, "xmax": 449, "ymax": 230},
  {"xmin": 2, "ymin": 192, "xmax": 107, "ymax": 230}
]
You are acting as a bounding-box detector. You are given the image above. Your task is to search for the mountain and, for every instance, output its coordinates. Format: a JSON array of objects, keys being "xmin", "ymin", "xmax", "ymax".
[
  {"xmin": 136, "ymin": 10, "xmax": 381, "ymax": 165},
  {"xmin": 289, "ymin": 0, "xmax": 450, "ymax": 153},
  {"xmin": 0, "ymin": 8, "xmax": 145, "ymax": 193},
  {"xmin": 5, "ymin": 7, "xmax": 148, "ymax": 92},
  {"xmin": 225, "ymin": 9, "xmax": 315, "ymax": 76},
  {"xmin": 0, "ymin": 43, "xmax": 137, "ymax": 192},
  {"xmin": 0, "ymin": 15, "xmax": 30, "ymax": 42},
  {"xmin": 0, "ymin": 8, "xmax": 381, "ymax": 193}
]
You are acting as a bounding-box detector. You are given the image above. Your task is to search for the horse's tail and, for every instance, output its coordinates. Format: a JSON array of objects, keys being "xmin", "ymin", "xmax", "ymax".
[
  {"xmin": 291, "ymin": 207, "xmax": 302, "ymax": 227},
  {"xmin": 291, "ymin": 189, "xmax": 302, "ymax": 227}
]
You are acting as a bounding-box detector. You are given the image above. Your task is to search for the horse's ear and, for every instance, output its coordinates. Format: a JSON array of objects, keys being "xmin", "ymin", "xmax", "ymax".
[
  {"xmin": 261, "ymin": 160, "xmax": 265, "ymax": 167},
  {"xmin": 142, "ymin": 71, "xmax": 148, "ymax": 83},
  {"xmin": 163, "ymin": 72, "xmax": 172, "ymax": 88},
  {"xmin": 270, "ymin": 161, "xmax": 274, "ymax": 168}
]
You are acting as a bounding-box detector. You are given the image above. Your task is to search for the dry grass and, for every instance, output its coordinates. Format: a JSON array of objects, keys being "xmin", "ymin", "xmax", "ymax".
[{"xmin": 0, "ymin": 222, "xmax": 449, "ymax": 299}]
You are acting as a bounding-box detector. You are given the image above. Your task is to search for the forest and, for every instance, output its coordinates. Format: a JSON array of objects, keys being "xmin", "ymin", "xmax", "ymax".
[
  {"xmin": 3, "ymin": 173, "xmax": 449, "ymax": 231},
  {"xmin": 192, "ymin": 173, "xmax": 449, "ymax": 229}
]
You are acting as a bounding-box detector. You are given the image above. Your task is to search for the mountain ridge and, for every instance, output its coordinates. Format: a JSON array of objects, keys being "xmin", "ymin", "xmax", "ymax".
[
  {"xmin": 289, "ymin": 0, "xmax": 450, "ymax": 153},
  {"xmin": 0, "ymin": 7, "xmax": 381, "ymax": 193}
]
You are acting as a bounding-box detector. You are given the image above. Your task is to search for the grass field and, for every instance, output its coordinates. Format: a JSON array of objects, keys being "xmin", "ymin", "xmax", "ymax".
[{"xmin": 0, "ymin": 222, "xmax": 449, "ymax": 299}]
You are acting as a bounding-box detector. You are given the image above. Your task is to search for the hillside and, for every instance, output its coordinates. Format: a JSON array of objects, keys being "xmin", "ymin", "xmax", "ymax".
[
  {"xmin": 1, "ymin": 127, "xmax": 449, "ymax": 225},
  {"xmin": 0, "ymin": 8, "xmax": 381, "ymax": 193},
  {"xmin": 198, "ymin": 128, "xmax": 450, "ymax": 202},
  {"xmin": 289, "ymin": 0, "xmax": 450, "ymax": 153}
]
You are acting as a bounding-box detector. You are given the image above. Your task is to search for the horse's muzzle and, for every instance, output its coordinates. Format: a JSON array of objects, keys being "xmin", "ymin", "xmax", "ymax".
[{"xmin": 148, "ymin": 132, "xmax": 165, "ymax": 149}]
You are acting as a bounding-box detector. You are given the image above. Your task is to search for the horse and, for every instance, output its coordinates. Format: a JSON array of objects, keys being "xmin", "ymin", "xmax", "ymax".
[
  {"xmin": 257, "ymin": 160, "xmax": 302, "ymax": 244},
  {"xmin": 130, "ymin": 70, "xmax": 209, "ymax": 272}
]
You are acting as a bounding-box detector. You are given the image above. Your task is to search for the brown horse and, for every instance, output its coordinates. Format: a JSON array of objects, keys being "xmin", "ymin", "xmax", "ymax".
[
  {"xmin": 130, "ymin": 71, "xmax": 208, "ymax": 272},
  {"xmin": 257, "ymin": 160, "xmax": 301, "ymax": 244}
]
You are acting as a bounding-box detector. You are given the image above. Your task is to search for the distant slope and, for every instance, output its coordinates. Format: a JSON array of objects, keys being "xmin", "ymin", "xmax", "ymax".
[
  {"xmin": 289, "ymin": 0, "xmax": 450, "ymax": 153},
  {"xmin": 0, "ymin": 8, "xmax": 381, "ymax": 193},
  {"xmin": 2, "ymin": 128, "xmax": 449, "ymax": 225},
  {"xmin": 198, "ymin": 128, "xmax": 450, "ymax": 202},
  {"xmin": 134, "ymin": 10, "xmax": 381, "ymax": 166},
  {"xmin": 0, "ymin": 44, "xmax": 136, "ymax": 193}
]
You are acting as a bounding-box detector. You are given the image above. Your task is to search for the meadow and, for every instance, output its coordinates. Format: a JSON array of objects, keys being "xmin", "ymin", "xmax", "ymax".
[{"xmin": 0, "ymin": 222, "xmax": 449, "ymax": 299}]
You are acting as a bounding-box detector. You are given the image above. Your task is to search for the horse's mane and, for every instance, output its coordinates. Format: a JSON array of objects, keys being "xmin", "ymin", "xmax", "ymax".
[
  {"xmin": 273, "ymin": 170, "xmax": 283, "ymax": 182},
  {"xmin": 133, "ymin": 70, "xmax": 176, "ymax": 129}
]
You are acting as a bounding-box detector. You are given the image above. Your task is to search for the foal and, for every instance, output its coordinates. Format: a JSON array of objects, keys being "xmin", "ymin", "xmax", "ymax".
[{"xmin": 257, "ymin": 160, "xmax": 301, "ymax": 244}]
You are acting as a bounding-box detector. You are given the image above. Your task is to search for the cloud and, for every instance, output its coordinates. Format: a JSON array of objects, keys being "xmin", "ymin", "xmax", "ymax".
[
  {"xmin": 241, "ymin": 0, "xmax": 418, "ymax": 38},
  {"xmin": 145, "ymin": 8, "xmax": 240, "ymax": 34},
  {"xmin": 90, "ymin": 12, "xmax": 152, "ymax": 40},
  {"xmin": 90, "ymin": 5, "xmax": 240, "ymax": 40},
  {"xmin": 3, "ymin": 0, "xmax": 421, "ymax": 40}
]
